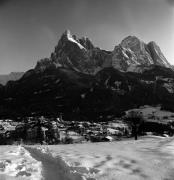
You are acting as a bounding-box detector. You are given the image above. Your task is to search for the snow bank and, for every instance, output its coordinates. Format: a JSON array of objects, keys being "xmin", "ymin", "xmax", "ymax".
[
  {"xmin": 26, "ymin": 146, "xmax": 96, "ymax": 180},
  {"xmin": 0, "ymin": 146, "xmax": 42, "ymax": 180}
]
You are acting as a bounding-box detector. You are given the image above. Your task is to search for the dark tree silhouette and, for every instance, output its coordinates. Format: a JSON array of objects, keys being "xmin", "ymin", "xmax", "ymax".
[
  {"xmin": 124, "ymin": 110, "xmax": 143, "ymax": 140},
  {"xmin": 32, "ymin": 117, "xmax": 47, "ymax": 144},
  {"xmin": 33, "ymin": 119, "xmax": 43, "ymax": 144}
]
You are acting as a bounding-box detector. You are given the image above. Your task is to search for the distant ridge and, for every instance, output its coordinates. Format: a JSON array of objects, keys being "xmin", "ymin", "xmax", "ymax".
[{"xmin": 0, "ymin": 72, "xmax": 24, "ymax": 85}]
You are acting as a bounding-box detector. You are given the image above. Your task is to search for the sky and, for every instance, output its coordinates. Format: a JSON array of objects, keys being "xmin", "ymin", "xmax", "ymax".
[{"xmin": 0, "ymin": 0, "xmax": 174, "ymax": 74}]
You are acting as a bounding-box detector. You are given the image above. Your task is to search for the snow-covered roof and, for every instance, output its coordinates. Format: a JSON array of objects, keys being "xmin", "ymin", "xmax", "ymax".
[
  {"xmin": 105, "ymin": 136, "xmax": 113, "ymax": 140},
  {"xmin": 107, "ymin": 128, "xmax": 119, "ymax": 133}
]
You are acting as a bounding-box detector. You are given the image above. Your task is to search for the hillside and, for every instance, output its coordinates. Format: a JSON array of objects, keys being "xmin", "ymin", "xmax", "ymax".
[
  {"xmin": 0, "ymin": 31, "xmax": 173, "ymax": 119},
  {"xmin": 0, "ymin": 72, "xmax": 24, "ymax": 85}
]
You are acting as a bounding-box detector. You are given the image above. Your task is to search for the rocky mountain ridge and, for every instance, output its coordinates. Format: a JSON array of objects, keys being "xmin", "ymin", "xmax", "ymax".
[{"xmin": 35, "ymin": 30, "xmax": 172, "ymax": 74}]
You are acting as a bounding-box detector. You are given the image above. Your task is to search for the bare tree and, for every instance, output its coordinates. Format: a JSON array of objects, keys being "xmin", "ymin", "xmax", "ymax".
[{"xmin": 124, "ymin": 110, "xmax": 143, "ymax": 140}]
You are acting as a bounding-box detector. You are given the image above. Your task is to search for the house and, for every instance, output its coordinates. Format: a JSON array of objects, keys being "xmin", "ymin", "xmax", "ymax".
[
  {"xmin": 103, "ymin": 136, "xmax": 113, "ymax": 142},
  {"xmin": 107, "ymin": 128, "xmax": 120, "ymax": 135}
]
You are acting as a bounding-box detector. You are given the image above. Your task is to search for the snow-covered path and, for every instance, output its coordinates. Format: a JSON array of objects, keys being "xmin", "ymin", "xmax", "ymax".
[
  {"xmin": 25, "ymin": 147, "xmax": 85, "ymax": 180},
  {"xmin": 1, "ymin": 136, "xmax": 174, "ymax": 180},
  {"xmin": 33, "ymin": 137, "xmax": 174, "ymax": 180}
]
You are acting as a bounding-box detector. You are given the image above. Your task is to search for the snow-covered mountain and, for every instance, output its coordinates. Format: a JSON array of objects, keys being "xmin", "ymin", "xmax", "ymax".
[
  {"xmin": 35, "ymin": 30, "xmax": 171, "ymax": 74},
  {"xmin": 35, "ymin": 30, "xmax": 112, "ymax": 74},
  {"xmin": 112, "ymin": 36, "xmax": 172, "ymax": 72},
  {"xmin": 147, "ymin": 41, "xmax": 171, "ymax": 68}
]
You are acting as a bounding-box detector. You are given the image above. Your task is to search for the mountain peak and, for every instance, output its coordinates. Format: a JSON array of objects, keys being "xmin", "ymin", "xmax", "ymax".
[
  {"xmin": 148, "ymin": 41, "xmax": 157, "ymax": 46},
  {"xmin": 59, "ymin": 29, "xmax": 85, "ymax": 50},
  {"xmin": 35, "ymin": 31, "xmax": 172, "ymax": 74},
  {"xmin": 147, "ymin": 41, "xmax": 171, "ymax": 68},
  {"xmin": 112, "ymin": 35, "xmax": 171, "ymax": 71},
  {"xmin": 62, "ymin": 29, "xmax": 72, "ymax": 38},
  {"xmin": 121, "ymin": 36, "xmax": 141, "ymax": 45},
  {"xmin": 122, "ymin": 35, "xmax": 140, "ymax": 40}
]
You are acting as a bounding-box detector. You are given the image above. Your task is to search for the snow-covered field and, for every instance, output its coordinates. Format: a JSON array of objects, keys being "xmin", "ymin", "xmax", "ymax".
[
  {"xmin": 0, "ymin": 146, "xmax": 42, "ymax": 180},
  {"xmin": 1, "ymin": 136, "xmax": 174, "ymax": 180},
  {"xmin": 42, "ymin": 136, "xmax": 174, "ymax": 180},
  {"xmin": 127, "ymin": 105, "xmax": 174, "ymax": 123}
]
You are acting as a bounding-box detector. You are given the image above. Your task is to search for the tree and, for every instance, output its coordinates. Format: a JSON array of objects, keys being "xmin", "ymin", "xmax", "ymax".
[
  {"xmin": 124, "ymin": 110, "xmax": 143, "ymax": 140},
  {"xmin": 32, "ymin": 117, "xmax": 46, "ymax": 144},
  {"xmin": 35, "ymin": 119, "xmax": 43, "ymax": 144}
]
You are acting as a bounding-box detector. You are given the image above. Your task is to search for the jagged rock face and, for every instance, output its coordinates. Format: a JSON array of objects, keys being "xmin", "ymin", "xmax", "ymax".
[
  {"xmin": 78, "ymin": 37, "xmax": 94, "ymax": 50},
  {"xmin": 49, "ymin": 30, "xmax": 112, "ymax": 74},
  {"xmin": 112, "ymin": 45, "xmax": 138, "ymax": 71},
  {"xmin": 35, "ymin": 30, "xmax": 171, "ymax": 74},
  {"xmin": 112, "ymin": 36, "xmax": 153, "ymax": 72},
  {"xmin": 120, "ymin": 36, "xmax": 154, "ymax": 65},
  {"xmin": 147, "ymin": 41, "xmax": 171, "ymax": 68},
  {"xmin": 112, "ymin": 36, "xmax": 171, "ymax": 72},
  {"xmin": 35, "ymin": 58, "xmax": 55, "ymax": 72}
]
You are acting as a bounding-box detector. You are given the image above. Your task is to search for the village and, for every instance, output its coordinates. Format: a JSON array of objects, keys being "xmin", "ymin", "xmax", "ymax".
[
  {"xmin": 0, "ymin": 115, "xmax": 131, "ymax": 145},
  {"xmin": 1, "ymin": 105, "xmax": 174, "ymax": 145}
]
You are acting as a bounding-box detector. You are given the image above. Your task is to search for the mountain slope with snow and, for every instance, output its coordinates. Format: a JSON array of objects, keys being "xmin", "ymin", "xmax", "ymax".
[
  {"xmin": 45, "ymin": 30, "xmax": 112, "ymax": 74},
  {"xmin": 112, "ymin": 36, "xmax": 172, "ymax": 72},
  {"xmin": 35, "ymin": 30, "xmax": 171, "ymax": 74}
]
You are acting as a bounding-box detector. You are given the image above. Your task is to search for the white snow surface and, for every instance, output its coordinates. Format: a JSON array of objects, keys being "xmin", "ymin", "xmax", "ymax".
[
  {"xmin": 0, "ymin": 146, "xmax": 42, "ymax": 180},
  {"xmin": 1, "ymin": 137, "xmax": 174, "ymax": 180},
  {"xmin": 126, "ymin": 105, "xmax": 174, "ymax": 122},
  {"xmin": 66, "ymin": 30, "xmax": 86, "ymax": 50},
  {"xmin": 36, "ymin": 137, "xmax": 174, "ymax": 180}
]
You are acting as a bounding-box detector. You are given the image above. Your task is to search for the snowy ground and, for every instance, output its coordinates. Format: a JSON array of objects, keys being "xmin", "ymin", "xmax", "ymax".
[
  {"xmin": 127, "ymin": 105, "xmax": 174, "ymax": 123},
  {"xmin": 0, "ymin": 146, "xmax": 42, "ymax": 180},
  {"xmin": 1, "ymin": 136, "xmax": 174, "ymax": 180},
  {"xmin": 40, "ymin": 136, "xmax": 174, "ymax": 180}
]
